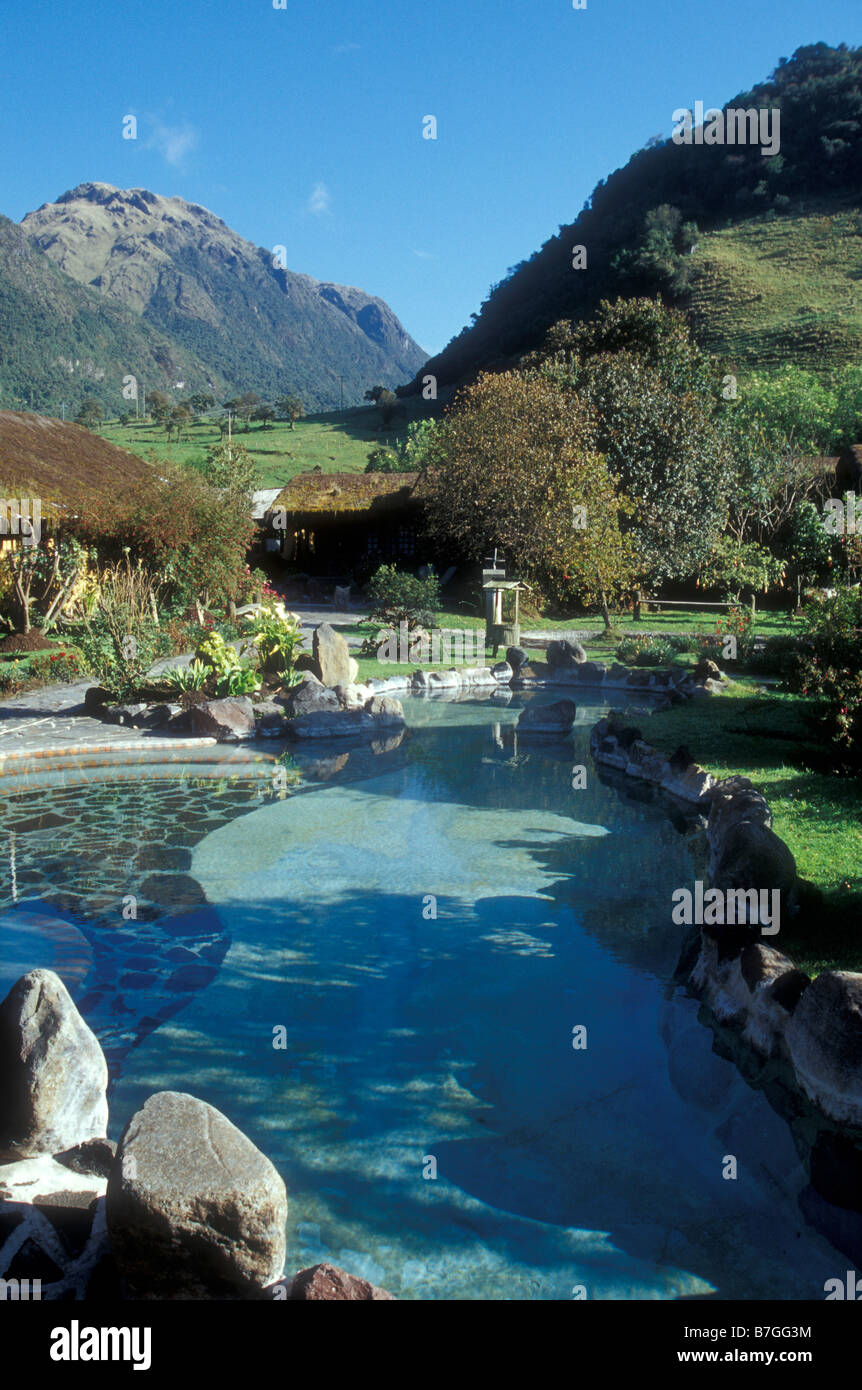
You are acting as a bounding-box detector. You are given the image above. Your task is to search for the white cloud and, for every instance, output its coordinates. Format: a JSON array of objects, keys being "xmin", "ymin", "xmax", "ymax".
[
  {"xmin": 333, "ymin": 42, "xmax": 360, "ymax": 54},
  {"xmin": 412, "ymin": 249, "xmax": 439, "ymax": 260},
  {"xmin": 146, "ymin": 120, "xmax": 199, "ymax": 168},
  {"xmin": 306, "ymin": 181, "xmax": 331, "ymax": 215}
]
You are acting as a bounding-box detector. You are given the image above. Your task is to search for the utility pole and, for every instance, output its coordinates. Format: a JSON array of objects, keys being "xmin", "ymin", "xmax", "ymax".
[
  {"xmin": 340, "ymin": 376, "xmax": 344, "ymax": 410},
  {"xmin": 61, "ymin": 401, "xmax": 65, "ymax": 421}
]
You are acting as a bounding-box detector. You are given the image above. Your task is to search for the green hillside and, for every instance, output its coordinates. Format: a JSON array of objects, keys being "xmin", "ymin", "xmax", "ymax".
[
  {"xmin": 687, "ymin": 204, "xmax": 862, "ymax": 372},
  {"xmin": 403, "ymin": 43, "xmax": 862, "ymax": 394},
  {"xmin": 100, "ymin": 397, "xmax": 436, "ymax": 489}
]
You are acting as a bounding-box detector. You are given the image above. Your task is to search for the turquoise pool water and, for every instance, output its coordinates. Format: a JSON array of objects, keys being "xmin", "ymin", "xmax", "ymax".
[{"xmin": 0, "ymin": 692, "xmax": 846, "ymax": 1299}]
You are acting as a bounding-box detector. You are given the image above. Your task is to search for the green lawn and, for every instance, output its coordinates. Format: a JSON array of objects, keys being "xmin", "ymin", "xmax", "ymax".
[
  {"xmin": 345, "ymin": 608, "xmax": 799, "ymax": 673},
  {"xmin": 100, "ymin": 401, "xmax": 432, "ymax": 490},
  {"xmin": 639, "ymin": 681, "xmax": 862, "ymax": 976}
]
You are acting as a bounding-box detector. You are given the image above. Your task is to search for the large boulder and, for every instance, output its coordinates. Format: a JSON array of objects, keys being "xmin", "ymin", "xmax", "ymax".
[
  {"xmin": 505, "ymin": 646, "xmax": 530, "ymax": 672},
  {"xmin": 575, "ymin": 661, "xmax": 607, "ymax": 684},
  {"xmin": 516, "ymin": 699, "xmax": 577, "ymax": 735},
  {"xmin": 286, "ymin": 706, "xmax": 405, "ymax": 740},
  {"xmin": 694, "ymin": 657, "xmax": 724, "ymax": 683},
  {"xmin": 313, "ymin": 623, "xmax": 352, "ymax": 688},
  {"xmin": 546, "ymin": 639, "xmax": 586, "ymax": 668},
  {"xmin": 0, "ymin": 970, "xmax": 108, "ymax": 1161},
  {"xmin": 365, "ymin": 696, "xmax": 407, "ymax": 724},
  {"xmin": 189, "ymin": 697, "xmax": 255, "ymax": 741},
  {"xmin": 276, "ymin": 1263, "xmax": 395, "ymax": 1301},
  {"xmin": 277, "ymin": 673, "xmax": 338, "ymax": 718},
  {"xmin": 333, "ymin": 682, "xmax": 372, "ymax": 711},
  {"xmin": 707, "ymin": 777, "xmax": 772, "ymax": 843},
  {"xmin": 711, "ymin": 821, "xmax": 798, "ymax": 901},
  {"xmin": 786, "ymin": 973, "xmax": 862, "ymax": 1125},
  {"xmin": 106, "ymin": 1091, "xmax": 287, "ymax": 1299},
  {"xmin": 688, "ymin": 938, "xmax": 805, "ymax": 1056}
]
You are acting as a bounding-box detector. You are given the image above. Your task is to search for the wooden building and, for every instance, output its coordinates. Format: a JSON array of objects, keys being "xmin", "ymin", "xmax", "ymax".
[{"xmin": 264, "ymin": 471, "xmax": 425, "ymax": 573}]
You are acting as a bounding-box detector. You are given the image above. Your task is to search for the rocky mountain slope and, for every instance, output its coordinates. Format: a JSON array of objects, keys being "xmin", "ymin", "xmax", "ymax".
[{"xmin": 6, "ymin": 183, "xmax": 425, "ymax": 415}]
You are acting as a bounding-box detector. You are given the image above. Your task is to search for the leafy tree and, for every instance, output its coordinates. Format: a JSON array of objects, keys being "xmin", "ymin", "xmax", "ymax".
[
  {"xmin": 364, "ymin": 385, "xmax": 384, "ymax": 404},
  {"xmin": 377, "ymin": 389, "xmax": 398, "ymax": 428},
  {"xmin": 166, "ymin": 403, "xmax": 194, "ymax": 441},
  {"xmin": 784, "ymin": 500, "xmax": 834, "ymax": 608},
  {"xmin": 532, "ymin": 298, "xmax": 733, "ymax": 582},
  {"xmin": 75, "ymin": 398, "xmax": 103, "ymax": 429},
  {"xmin": 253, "ymin": 404, "xmax": 276, "ymax": 429},
  {"xmin": 190, "ymin": 391, "xmax": 216, "ymax": 416},
  {"xmin": 76, "ymin": 463, "xmax": 256, "ymax": 621},
  {"xmin": 145, "ymin": 389, "xmax": 171, "ymax": 423},
  {"xmin": 202, "ymin": 439, "xmax": 259, "ymax": 499},
  {"xmin": 234, "ymin": 392, "xmax": 262, "ymax": 431},
  {"xmin": 275, "ymin": 395, "xmax": 305, "ymax": 429},
  {"xmin": 423, "ymin": 370, "xmax": 637, "ymax": 625},
  {"xmin": 364, "ymin": 423, "xmax": 437, "ymax": 473}
]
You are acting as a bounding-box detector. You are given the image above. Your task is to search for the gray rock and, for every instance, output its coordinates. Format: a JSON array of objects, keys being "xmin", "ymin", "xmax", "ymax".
[
  {"xmin": 505, "ymin": 646, "xmax": 530, "ymax": 672},
  {"xmin": 659, "ymin": 761, "xmax": 716, "ymax": 804},
  {"xmin": 546, "ymin": 639, "xmax": 586, "ymax": 667},
  {"xmin": 189, "ymin": 697, "xmax": 256, "ymax": 741},
  {"xmin": 0, "ymin": 970, "xmax": 108, "ymax": 1161},
  {"xmin": 364, "ymin": 695, "xmax": 406, "ymax": 724},
  {"xmin": 106, "ymin": 1091, "xmax": 287, "ymax": 1299},
  {"xmin": 786, "ymin": 973, "xmax": 862, "ymax": 1125},
  {"xmin": 313, "ymin": 622, "xmax": 352, "ymax": 688},
  {"xmin": 694, "ymin": 657, "xmax": 723, "ymax": 682},
  {"xmin": 689, "ymin": 938, "xmax": 801, "ymax": 1056},
  {"xmin": 286, "ymin": 708, "xmax": 405, "ymax": 740},
  {"xmin": 491, "ymin": 662, "xmax": 513, "ymax": 682},
  {"xmin": 706, "ymin": 777, "xmax": 772, "ymax": 874},
  {"xmin": 333, "ymin": 584, "xmax": 351, "ymax": 608},
  {"xmin": 255, "ymin": 708, "xmax": 288, "ymax": 738},
  {"xmin": 277, "ymin": 673, "xmax": 339, "ymax": 718},
  {"xmin": 428, "ymin": 670, "xmax": 460, "ymax": 690},
  {"xmin": 333, "ymin": 682, "xmax": 369, "ymax": 711},
  {"xmin": 575, "ymin": 661, "xmax": 607, "ymax": 684},
  {"xmin": 711, "ymin": 821, "xmax": 798, "ymax": 901},
  {"xmin": 516, "ymin": 699, "xmax": 577, "ymax": 735}
]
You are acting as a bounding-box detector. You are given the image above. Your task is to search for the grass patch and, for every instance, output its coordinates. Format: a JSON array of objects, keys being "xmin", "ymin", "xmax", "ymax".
[
  {"xmin": 100, "ymin": 401, "xmax": 432, "ymax": 490},
  {"xmin": 640, "ymin": 681, "xmax": 862, "ymax": 975}
]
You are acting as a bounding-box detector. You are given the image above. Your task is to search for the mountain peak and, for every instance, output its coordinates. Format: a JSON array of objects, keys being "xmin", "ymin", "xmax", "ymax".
[{"xmin": 17, "ymin": 183, "xmax": 426, "ymax": 409}]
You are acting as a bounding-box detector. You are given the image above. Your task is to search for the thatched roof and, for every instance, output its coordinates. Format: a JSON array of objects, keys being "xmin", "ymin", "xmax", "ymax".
[
  {"xmin": 269, "ymin": 471, "xmax": 422, "ymax": 518},
  {"xmin": 0, "ymin": 412, "xmax": 153, "ymax": 512}
]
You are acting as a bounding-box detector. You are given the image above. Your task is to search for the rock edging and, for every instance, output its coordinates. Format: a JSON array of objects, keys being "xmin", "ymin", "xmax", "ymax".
[{"xmin": 590, "ymin": 710, "xmax": 862, "ymax": 1152}]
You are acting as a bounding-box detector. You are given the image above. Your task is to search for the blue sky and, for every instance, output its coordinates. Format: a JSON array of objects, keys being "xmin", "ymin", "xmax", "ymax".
[{"xmin": 1, "ymin": 0, "xmax": 859, "ymax": 356}]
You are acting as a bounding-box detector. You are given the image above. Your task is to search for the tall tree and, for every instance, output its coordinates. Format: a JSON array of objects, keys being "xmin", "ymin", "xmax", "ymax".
[
  {"xmin": 275, "ymin": 395, "xmax": 305, "ymax": 429},
  {"xmin": 423, "ymin": 370, "xmax": 637, "ymax": 624}
]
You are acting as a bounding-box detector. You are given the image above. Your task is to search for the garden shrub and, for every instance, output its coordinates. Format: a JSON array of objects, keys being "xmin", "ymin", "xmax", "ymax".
[
  {"xmin": 366, "ymin": 565, "xmax": 440, "ymax": 627},
  {"xmin": 75, "ymin": 561, "xmax": 163, "ymax": 699},
  {"xmin": 787, "ymin": 587, "xmax": 862, "ymax": 768},
  {"xmin": 616, "ymin": 634, "xmax": 675, "ymax": 666}
]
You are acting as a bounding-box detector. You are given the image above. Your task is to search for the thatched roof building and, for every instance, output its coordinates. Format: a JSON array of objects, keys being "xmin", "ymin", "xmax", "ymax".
[
  {"xmin": 265, "ymin": 470, "xmax": 425, "ymax": 571},
  {"xmin": 0, "ymin": 412, "xmax": 153, "ymax": 516}
]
